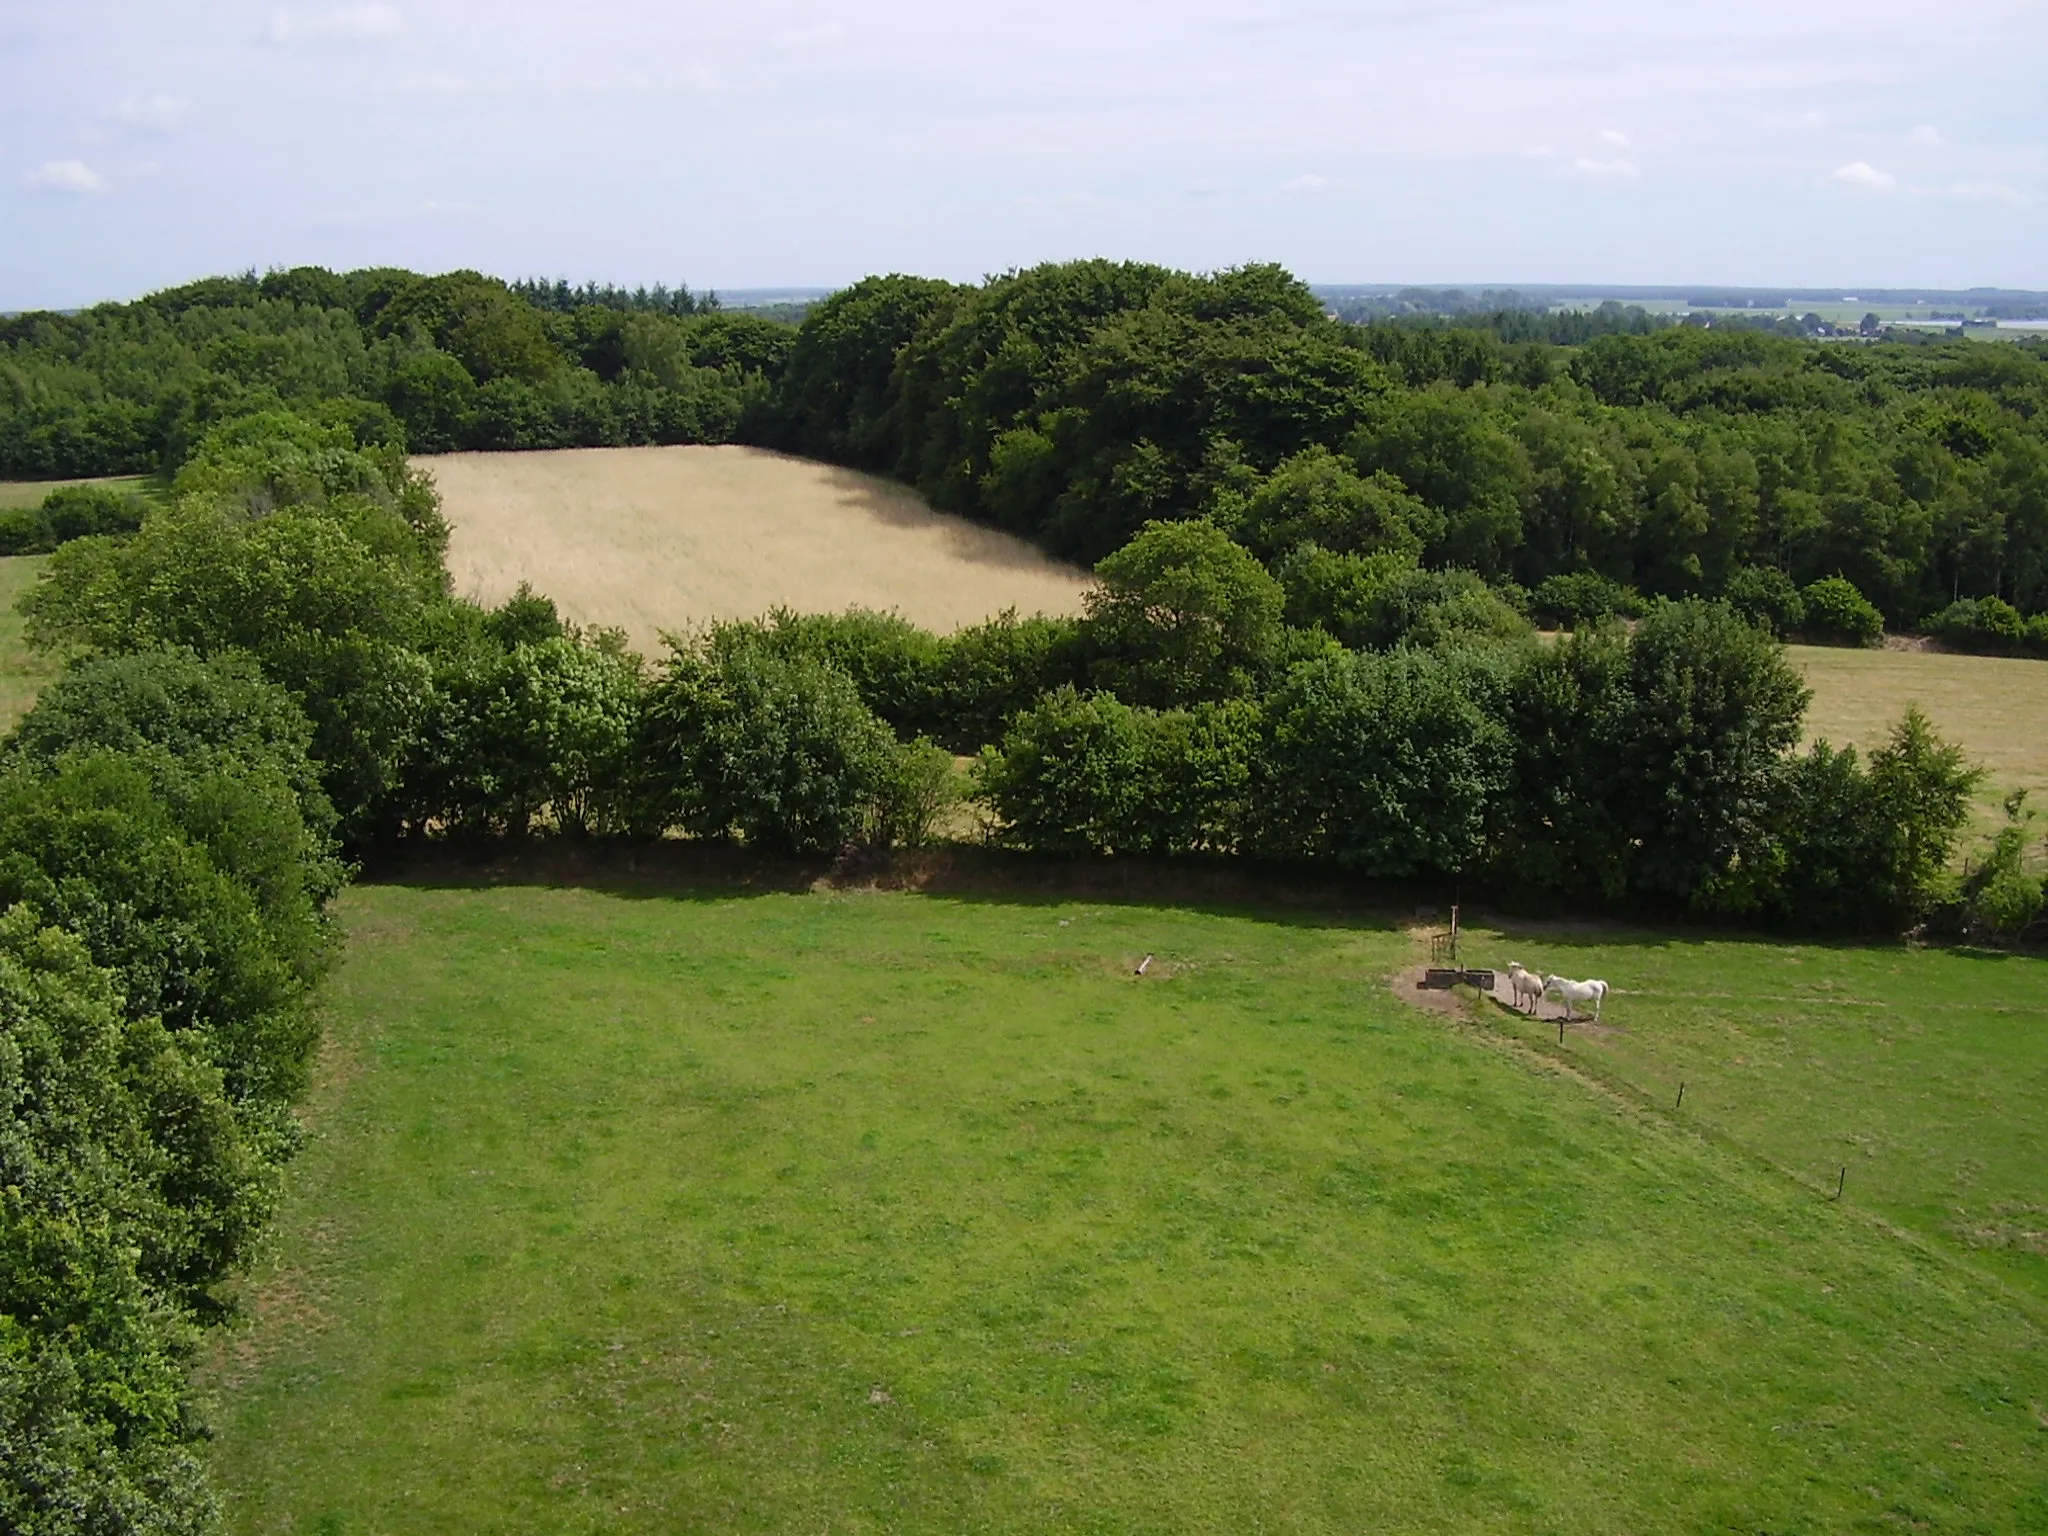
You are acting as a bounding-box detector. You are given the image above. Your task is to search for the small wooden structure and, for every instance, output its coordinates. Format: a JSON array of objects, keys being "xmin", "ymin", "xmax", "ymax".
[
  {"xmin": 1421, "ymin": 906, "xmax": 1493, "ymax": 991},
  {"xmin": 1422, "ymin": 967, "xmax": 1497, "ymax": 991}
]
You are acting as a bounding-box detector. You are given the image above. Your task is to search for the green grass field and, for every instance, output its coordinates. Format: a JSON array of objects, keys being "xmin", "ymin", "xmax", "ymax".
[
  {"xmin": 0, "ymin": 472, "xmax": 162, "ymax": 509},
  {"xmin": 196, "ymin": 882, "xmax": 2048, "ymax": 1534},
  {"xmin": 0, "ymin": 555, "xmax": 58, "ymax": 728}
]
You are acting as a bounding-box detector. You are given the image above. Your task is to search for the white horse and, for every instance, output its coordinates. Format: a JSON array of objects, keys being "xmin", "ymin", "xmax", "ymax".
[
  {"xmin": 1543, "ymin": 974, "xmax": 1609, "ymax": 1023},
  {"xmin": 1505, "ymin": 960, "xmax": 1545, "ymax": 1014}
]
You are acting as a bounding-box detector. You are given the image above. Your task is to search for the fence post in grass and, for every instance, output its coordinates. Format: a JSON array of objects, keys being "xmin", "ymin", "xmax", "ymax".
[
  {"xmin": 1833, "ymin": 1165, "xmax": 1846, "ymax": 1202},
  {"xmin": 1557, "ymin": 1017, "xmax": 1565, "ymax": 1046},
  {"xmin": 1675, "ymin": 1081, "xmax": 1685, "ymax": 1110}
]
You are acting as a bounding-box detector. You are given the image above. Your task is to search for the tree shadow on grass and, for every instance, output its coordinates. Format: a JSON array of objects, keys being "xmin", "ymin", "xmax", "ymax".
[
  {"xmin": 354, "ymin": 839, "xmax": 1429, "ymax": 933},
  {"xmin": 353, "ymin": 840, "xmax": 2048, "ymax": 958}
]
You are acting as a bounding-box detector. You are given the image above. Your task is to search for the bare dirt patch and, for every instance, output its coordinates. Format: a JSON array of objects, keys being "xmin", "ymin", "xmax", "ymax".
[{"xmin": 424, "ymin": 445, "xmax": 1094, "ymax": 650}]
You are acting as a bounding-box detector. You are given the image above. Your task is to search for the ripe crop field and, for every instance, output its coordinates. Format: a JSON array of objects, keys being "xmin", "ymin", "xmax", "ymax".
[
  {"xmin": 198, "ymin": 882, "xmax": 2048, "ymax": 1533},
  {"xmin": 426, "ymin": 446, "xmax": 1094, "ymax": 649},
  {"xmin": 1793, "ymin": 644, "xmax": 2048, "ymax": 847}
]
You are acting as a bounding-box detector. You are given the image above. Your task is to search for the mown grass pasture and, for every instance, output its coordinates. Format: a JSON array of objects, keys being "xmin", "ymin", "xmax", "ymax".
[
  {"xmin": 0, "ymin": 473, "xmax": 159, "ymax": 509},
  {"xmin": 198, "ymin": 882, "xmax": 2048, "ymax": 1534},
  {"xmin": 1470, "ymin": 922, "xmax": 2048, "ymax": 1302},
  {"xmin": 0, "ymin": 554, "xmax": 59, "ymax": 727}
]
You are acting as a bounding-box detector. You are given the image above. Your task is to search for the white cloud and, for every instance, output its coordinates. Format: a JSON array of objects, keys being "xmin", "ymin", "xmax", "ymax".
[
  {"xmin": 1573, "ymin": 156, "xmax": 1639, "ymax": 179},
  {"xmin": 1907, "ymin": 123, "xmax": 1943, "ymax": 148},
  {"xmin": 1830, "ymin": 160, "xmax": 1896, "ymax": 191},
  {"xmin": 1599, "ymin": 128, "xmax": 1631, "ymax": 149},
  {"xmin": 115, "ymin": 94, "xmax": 193, "ymax": 132},
  {"xmin": 26, "ymin": 160, "xmax": 105, "ymax": 194},
  {"xmin": 1280, "ymin": 172, "xmax": 1345, "ymax": 193},
  {"xmin": 265, "ymin": 5, "xmax": 403, "ymax": 45}
]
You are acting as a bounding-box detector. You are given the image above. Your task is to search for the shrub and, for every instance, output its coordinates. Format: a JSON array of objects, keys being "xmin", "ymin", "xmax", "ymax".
[
  {"xmin": 1342, "ymin": 565, "xmax": 1530, "ymax": 651},
  {"xmin": 1084, "ymin": 521, "xmax": 1284, "ymax": 706},
  {"xmin": 636, "ymin": 645, "xmax": 904, "ymax": 855},
  {"xmin": 1930, "ymin": 597, "xmax": 2030, "ymax": 656},
  {"xmin": 972, "ymin": 687, "xmax": 1149, "ymax": 857},
  {"xmin": 874, "ymin": 738, "xmax": 960, "ymax": 849},
  {"xmin": 411, "ymin": 635, "xmax": 645, "ymax": 837},
  {"xmin": 3, "ymin": 649, "xmax": 346, "ymax": 986},
  {"xmin": 1798, "ymin": 575, "xmax": 1884, "ymax": 646},
  {"xmin": 1722, "ymin": 566, "xmax": 1806, "ymax": 636},
  {"xmin": 929, "ymin": 610, "xmax": 1087, "ymax": 752},
  {"xmin": 1970, "ymin": 865, "xmax": 2043, "ymax": 938},
  {"xmin": 1132, "ymin": 698, "xmax": 1261, "ymax": 857},
  {"xmin": 1530, "ymin": 570, "xmax": 1640, "ymax": 630},
  {"xmin": 1253, "ymin": 648, "xmax": 1512, "ymax": 876},
  {"xmin": 713, "ymin": 609, "xmax": 946, "ymax": 740}
]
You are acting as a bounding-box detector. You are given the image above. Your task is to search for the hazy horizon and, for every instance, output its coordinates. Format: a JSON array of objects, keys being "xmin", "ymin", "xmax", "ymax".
[{"xmin": 4, "ymin": 1, "xmax": 2043, "ymax": 311}]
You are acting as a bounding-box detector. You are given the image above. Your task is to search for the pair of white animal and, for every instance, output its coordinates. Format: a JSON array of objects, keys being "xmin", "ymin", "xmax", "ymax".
[{"xmin": 1505, "ymin": 960, "xmax": 1609, "ymax": 1021}]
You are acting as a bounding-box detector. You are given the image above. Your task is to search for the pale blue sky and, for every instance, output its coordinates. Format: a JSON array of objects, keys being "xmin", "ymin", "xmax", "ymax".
[{"xmin": 3, "ymin": 0, "xmax": 2044, "ymax": 308}]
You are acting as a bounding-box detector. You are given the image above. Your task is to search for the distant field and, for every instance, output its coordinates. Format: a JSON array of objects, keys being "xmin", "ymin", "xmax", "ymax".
[
  {"xmin": 0, "ymin": 556, "xmax": 56, "ymax": 728},
  {"xmin": 1793, "ymin": 644, "xmax": 2048, "ymax": 843},
  {"xmin": 196, "ymin": 883, "xmax": 2048, "ymax": 1533},
  {"xmin": 0, "ymin": 473, "xmax": 160, "ymax": 509},
  {"xmin": 424, "ymin": 447, "xmax": 1094, "ymax": 650}
]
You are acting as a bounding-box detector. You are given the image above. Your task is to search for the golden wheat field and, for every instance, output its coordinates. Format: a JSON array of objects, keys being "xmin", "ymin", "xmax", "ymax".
[
  {"xmin": 423, "ymin": 446, "xmax": 1093, "ymax": 649},
  {"xmin": 1792, "ymin": 643, "xmax": 2048, "ymax": 847}
]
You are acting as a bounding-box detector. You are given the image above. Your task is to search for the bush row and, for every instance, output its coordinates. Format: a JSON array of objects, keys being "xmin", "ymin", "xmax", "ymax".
[
  {"xmin": 18, "ymin": 426, "xmax": 2002, "ymax": 937},
  {"xmin": 0, "ymin": 649, "xmax": 344, "ymax": 1532},
  {"xmin": 0, "ymin": 484, "xmax": 149, "ymax": 556}
]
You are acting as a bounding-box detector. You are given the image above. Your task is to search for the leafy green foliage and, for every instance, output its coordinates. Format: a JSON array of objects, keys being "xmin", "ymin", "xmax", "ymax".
[
  {"xmin": 1723, "ymin": 565, "xmax": 1805, "ymax": 635},
  {"xmin": 0, "ymin": 486, "xmax": 148, "ymax": 556},
  {"xmin": 973, "ymin": 688, "xmax": 1150, "ymax": 857},
  {"xmin": 1254, "ymin": 647, "xmax": 1513, "ymax": 875},
  {"xmin": 23, "ymin": 489, "xmax": 437, "ymax": 837},
  {"xmin": 636, "ymin": 644, "xmax": 907, "ymax": 855},
  {"xmin": 1710, "ymin": 709, "xmax": 1983, "ymax": 932},
  {"xmin": 1615, "ymin": 600, "xmax": 1811, "ymax": 901},
  {"xmin": 1082, "ymin": 521, "xmax": 1283, "ymax": 706},
  {"xmin": 1798, "ymin": 575, "xmax": 1885, "ymax": 646},
  {"xmin": 409, "ymin": 634, "xmax": 645, "ymax": 837},
  {"xmin": 0, "ymin": 911, "xmax": 220, "ymax": 1536},
  {"xmin": 1529, "ymin": 570, "xmax": 1640, "ymax": 630}
]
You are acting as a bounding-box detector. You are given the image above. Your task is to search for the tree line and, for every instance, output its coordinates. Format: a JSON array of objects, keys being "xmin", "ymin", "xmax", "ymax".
[{"xmin": 7, "ymin": 260, "xmax": 2048, "ymax": 642}]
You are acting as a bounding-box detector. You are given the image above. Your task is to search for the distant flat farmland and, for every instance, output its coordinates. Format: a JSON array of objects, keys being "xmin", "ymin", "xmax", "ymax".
[{"xmin": 425, "ymin": 446, "xmax": 1093, "ymax": 648}]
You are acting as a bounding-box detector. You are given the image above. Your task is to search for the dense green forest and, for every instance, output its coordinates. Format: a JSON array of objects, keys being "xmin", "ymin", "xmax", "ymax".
[{"xmin": 7, "ymin": 261, "xmax": 2048, "ymax": 637}]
